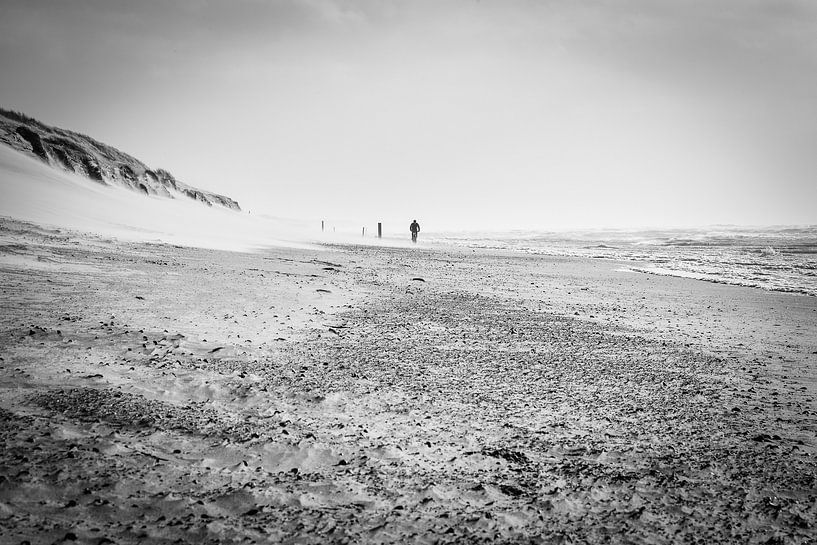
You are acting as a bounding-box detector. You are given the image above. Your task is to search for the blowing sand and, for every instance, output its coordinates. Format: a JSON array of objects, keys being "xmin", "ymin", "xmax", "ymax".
[{"xmin": 1, "ymin": 217, "xmax": 816, "ymax": 544}]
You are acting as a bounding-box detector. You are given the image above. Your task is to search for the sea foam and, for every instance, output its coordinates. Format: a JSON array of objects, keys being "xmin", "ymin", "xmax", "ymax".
[{"xmin": 428, "ymin": 226, "xmax": 817, "ymax": 297}]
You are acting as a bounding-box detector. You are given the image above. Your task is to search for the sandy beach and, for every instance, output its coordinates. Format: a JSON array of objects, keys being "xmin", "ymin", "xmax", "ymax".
[{"xmin": 1, "ymin": 217, "xmax": 816, "ymax": 544}]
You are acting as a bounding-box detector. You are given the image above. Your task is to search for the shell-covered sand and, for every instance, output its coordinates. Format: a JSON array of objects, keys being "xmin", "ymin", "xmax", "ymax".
[{"xmin": 1, "ymin": 218, "xmax": 816, "ymax": 544}]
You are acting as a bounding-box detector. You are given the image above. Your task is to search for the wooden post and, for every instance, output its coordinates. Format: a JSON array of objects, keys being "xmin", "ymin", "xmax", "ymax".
[
  {"xmin": 377, "ymin": 222, "xmax": 382, "ymax": 238},
  {"xmin": 362, "ymin": 227, "xmax": 365, "ymax": 237},
  {"xmin": 321, "ymin": 220, "xmax": 324, "ymax": 232}
]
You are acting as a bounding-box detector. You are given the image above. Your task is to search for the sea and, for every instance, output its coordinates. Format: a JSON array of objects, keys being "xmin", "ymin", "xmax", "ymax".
[{"xmin": 428, "ymin": 226, "xmax": 817, "ymax": 297}]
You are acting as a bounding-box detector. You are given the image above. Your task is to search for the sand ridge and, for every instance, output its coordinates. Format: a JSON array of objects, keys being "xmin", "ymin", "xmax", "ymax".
[{"xmin": 1, "ymin": 218, "xmax": 816, "ymax": 544}]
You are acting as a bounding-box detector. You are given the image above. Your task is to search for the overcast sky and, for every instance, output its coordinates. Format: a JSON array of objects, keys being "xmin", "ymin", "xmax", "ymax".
[{"xmin": 1, "ymin": 0, "xmax": 815, "ymax": 231}]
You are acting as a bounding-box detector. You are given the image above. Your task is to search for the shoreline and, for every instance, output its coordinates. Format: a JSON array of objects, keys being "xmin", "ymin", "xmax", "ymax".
[
  {"xmin": 420, "ymin": 229, "xmax": 817, "ymax": 299},
  {"xmin": 1, "ymin": 218, "xmax": 816, "ymax": 543},
  {"xmin": 625, "ymin": 264, "xmax": 817, "ymax": 298}
]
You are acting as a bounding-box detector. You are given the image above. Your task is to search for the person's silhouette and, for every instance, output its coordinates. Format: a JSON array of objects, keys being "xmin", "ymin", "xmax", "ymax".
[{"xmin": 409, "ymin": 220, "xmax": 420, "ymax": 243}]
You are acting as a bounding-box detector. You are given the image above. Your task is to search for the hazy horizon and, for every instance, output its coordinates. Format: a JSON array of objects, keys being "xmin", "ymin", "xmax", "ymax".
[{"xmin": 2, "ymin": 0, "xmax": 816, "ymax": 231}]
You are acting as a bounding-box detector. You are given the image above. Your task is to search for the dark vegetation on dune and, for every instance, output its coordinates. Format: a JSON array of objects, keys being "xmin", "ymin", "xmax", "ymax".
[{"xmin": 0, "ymin": 107, "xmax": 241, "ymax": 211}]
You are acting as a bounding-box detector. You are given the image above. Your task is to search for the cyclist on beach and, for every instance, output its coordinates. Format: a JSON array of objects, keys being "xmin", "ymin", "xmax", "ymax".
[{"xmin": 410, "ymin": 220, "xmax": 420, "ymax": 243}]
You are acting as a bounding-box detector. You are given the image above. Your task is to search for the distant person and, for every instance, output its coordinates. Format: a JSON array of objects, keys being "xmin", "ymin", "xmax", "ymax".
[{"xmin": 410, "ymin": 220, "xmax": 421, "ymax": 243}]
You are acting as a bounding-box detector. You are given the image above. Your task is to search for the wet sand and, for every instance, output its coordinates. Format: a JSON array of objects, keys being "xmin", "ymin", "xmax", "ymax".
[{"xmin": 1, "ymin": 218, "xmax": 816, "ymax": 544}]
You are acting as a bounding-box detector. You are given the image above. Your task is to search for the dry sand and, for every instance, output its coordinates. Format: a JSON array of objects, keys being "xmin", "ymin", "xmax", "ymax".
[{"xmin": 1, "ymin": 217, "xmax": 816, "ymax": 544}]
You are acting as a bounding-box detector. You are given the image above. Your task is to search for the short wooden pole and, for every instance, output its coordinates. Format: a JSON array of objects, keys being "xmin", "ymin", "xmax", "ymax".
[
  {"xmin": 321, "ymin": 220, "xmax": 324, "ymax": 232},
  {"xmin": 362, "ymin": 227, "xmax": 365, "ymax": 237},
  {"xmin": 377, "ymin": 222, "xmax": 382, "ymax": 238}
]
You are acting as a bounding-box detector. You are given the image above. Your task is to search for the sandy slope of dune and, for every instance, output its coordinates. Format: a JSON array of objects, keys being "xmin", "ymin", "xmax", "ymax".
[
  {"xmin": 1, "ymin": 217, "xmax": 816, "ymax": 544},
  {"xmin": 0, "ymin": 144, "xmax": 316, "ymax": 252}
]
